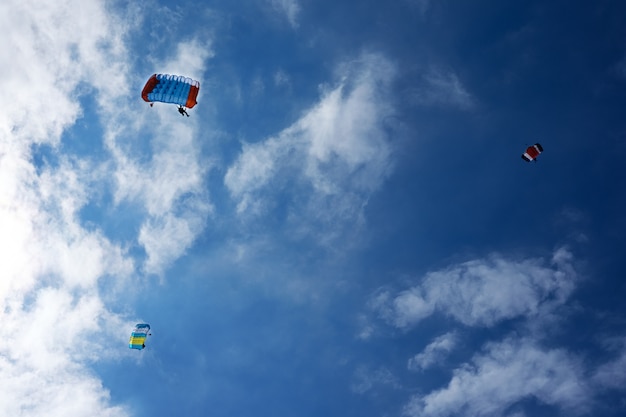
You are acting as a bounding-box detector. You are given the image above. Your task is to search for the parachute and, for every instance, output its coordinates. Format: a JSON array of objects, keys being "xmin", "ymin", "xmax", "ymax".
[
  {"xmin": 141, "ymin": 74, "xmax": 200, "ymax": 109},
  {"xmin": 522, "ymin": 143, "xmax": 543, "ymax": 162},
  {"xmin": 129, "ymin": 323, "xmax": 151, "ymax": 350}
]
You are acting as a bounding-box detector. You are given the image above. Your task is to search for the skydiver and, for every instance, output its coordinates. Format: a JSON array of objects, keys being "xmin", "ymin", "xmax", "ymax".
[
  {"xmin": 178, "ymin": 106, "xmax": 190, "ymax": 117},
  {"xmin": 142, "ymin": 343, "xmax": 145, "ymax": 348}
]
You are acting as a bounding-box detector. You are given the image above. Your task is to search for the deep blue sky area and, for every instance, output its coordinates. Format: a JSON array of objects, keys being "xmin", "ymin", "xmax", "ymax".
[{"xmin": 2, "ymin": 1, "xmax": 626, "ymax": 417}]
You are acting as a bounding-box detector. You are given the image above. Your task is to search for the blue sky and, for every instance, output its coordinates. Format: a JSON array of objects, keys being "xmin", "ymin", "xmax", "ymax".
[{"xmin": 2, "ymin": 0, "xmax": 626, "ymax": 416}]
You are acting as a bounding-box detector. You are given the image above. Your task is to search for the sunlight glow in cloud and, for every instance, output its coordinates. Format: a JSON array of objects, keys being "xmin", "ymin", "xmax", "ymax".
[
  {"xmin": 4, "ymin": 1, "xmax": 625, "ymax": 417},
  {"xmin": 0, "ymin": 1, "xmax": 141, "ymax": 415}
]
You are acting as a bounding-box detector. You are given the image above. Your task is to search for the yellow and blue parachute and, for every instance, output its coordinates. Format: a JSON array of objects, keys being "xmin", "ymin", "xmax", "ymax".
[
  {"xmin": 141, "ymin": 74, "xmax": 200, "ymax": 108},
  {"xmin": 129, "ymin": 323, "xmax": 151, "ymax": 350}
]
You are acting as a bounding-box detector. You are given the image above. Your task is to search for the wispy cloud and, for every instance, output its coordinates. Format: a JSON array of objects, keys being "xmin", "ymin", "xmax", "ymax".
[
  {"xmin": 411, "ymin": 67, "xmax": 475, "ymax": 109},
  {"xmin": 408, "ymin": 332, "xmax": 458, "ymax": 371},
  {"xmin": 364, "ymin": 248, "xmax": 623, "ymax": 415},
  {"xmin": 270, "ymin": 0, "xmax": 301, "ymax": 28},
  {"xmin": 593, "ymin": 337, "xmax": 626, "ymax": 390},
  {"xmin": 372, "ymin": 248, "xmax": 576, "ymax": 329},
  {"xmin": 351, "ymin": 365, "xmax": 401, "ymax": 394},
  {"xmin": 404, "ymin": 337, "xmax": 591, "ymax": 417},
  {"xmin": 225, "ymin": 52, "xmax": 396, "ymax": 246},
  {"xmin": 274, "ymin": 68, "xmax": 291, "ymax": 89}
]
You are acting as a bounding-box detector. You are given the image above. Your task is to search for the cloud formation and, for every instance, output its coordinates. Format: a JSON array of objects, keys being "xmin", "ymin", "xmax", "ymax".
[
  {"xmin": 372, "ymin": 248, "xmax": 576, "ymax": 329},
  {"xmin": 225, "ymin": 52, "xmax": 396, "ymax": 245},
  {"xmin": 0, "ymin": 1, "xmax": 145, "ymax": 415},
  {"xmin": 411, "ymin": 67, "xmax": 474, "ymax": 109},
  {"xmin": 0, "ymin": 289, "xmax": 131, "ymax": 417},
  {"xmin": 105, "ymin": 40, "xmax": 214, "ymax": 275},
  {"xmin": 364, "ymin": 248, "xmax": 626, "ymax": 416},
  {"xmin": 404, "ymin": 337, "xmax": 590, "ymax": 417},
  {"xmin": 408, "ymin": 332, "xmax": 458, "ymax": 371},
  {"xmin": 592, "ymin": 337, "xmax": 626, "ymax": 390},
  {"xmin": 270, "ymin": 0, "xmax": 301, "ymax": 28},
  {"xmin": 351, "ymin": 365, "xmax": 401, "ymax": 394}
]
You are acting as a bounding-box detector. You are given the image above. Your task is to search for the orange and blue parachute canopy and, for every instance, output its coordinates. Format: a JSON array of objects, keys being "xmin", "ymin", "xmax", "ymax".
[
  {"xmin": 129, "ymin": 323, "xmax": 150, "ymax": 350},
  {"xmin": 141, "ymin": 74, "xmax": 200, "ymax": 108},
  {"xmin": 521, "ymin": 143, "xmax": 543, "ymax": 162}
]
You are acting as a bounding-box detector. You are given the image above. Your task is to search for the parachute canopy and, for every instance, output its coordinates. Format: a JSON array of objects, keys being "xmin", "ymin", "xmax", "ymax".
[
  {"xmin": 129, "ymin": 323, "xmax": 150, "ymax": 350},
  {"xmin": 522, "ymin": 143, "xmax": 543, "ymax": 162},
  {"xmin": 141, "ymin": 74, "xmax": 200, "ymax": 108}
]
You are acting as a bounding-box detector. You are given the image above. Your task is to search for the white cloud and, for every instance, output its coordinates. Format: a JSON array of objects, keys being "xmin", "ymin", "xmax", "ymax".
[
  {"xmin": 105, "ymin": 40, "xmax": 214, "ymax": 275},
  {"xmin": 274, "ymin": 69, "xmax": 291, "ymax": 87},
  {"xmin": 157, "ymin": 39, "xmax": 214, "ymax": 83},
  {"xmin": 593, "ymin": 338, "xmax": 626, "ymax": 390},
  {"xmin": 0, "ymin": 0, "xmax": 149, "ymax": 415},
  {"xmin": 270, "ymin": 0, "xmax": 301, "ymax": 28},
  {"xmin": 138, "ymin": 201, "xmax": 210, "ymax": 273},
  {"xmin": 404, "ymin": 337, "xmax": 590, "ymax": 417},
  {"xmin": 412, "ymin": 67, "xmax": 474, "ymax": 109},
  {"xmin": 0, "ymin": 0, "xmax": 129, "ymax": 146},
  {"xmin": 408, "ymin": 332, "xmax": 458, "ymax": 371},
  {"xmin": 351, "ymin": 365, "xmax": 401, "ymax": 394},
  {"xmin": 0, "ymin": 288, "xmax": 131, "ymax": 417},
  {"xmin": 0, "ymin": 0, "xmax": 136, "ymax": 302},
  {"xmin": 225, "ymin": 52, "xmax": 396, "ymax": 244},
  {"xmin": 373, "ymin": 248, "xmax": 577, "ymax": 329},
  {"xmin": 386, "ymin": 287, "xmax": 435, "ymax": 328},
  {"xmin": 224, "ymin": 137, "xmax": 282, "ymax": 214}
]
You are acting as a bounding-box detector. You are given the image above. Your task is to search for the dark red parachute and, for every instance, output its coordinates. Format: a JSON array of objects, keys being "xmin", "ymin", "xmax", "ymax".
[{"xmin": 521, "ymin": 143, "xmax": 543, "ymax": 162}]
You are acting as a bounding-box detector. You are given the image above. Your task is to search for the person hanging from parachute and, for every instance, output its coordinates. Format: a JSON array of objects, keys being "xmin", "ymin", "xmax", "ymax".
[
  {"xmin": 142, "ymin": 73, "xmax": 200, "ymax": 116},
  {"xmin": 521, "ymin": 143, "xmax": 543, "ymax": 162},
  {"xmin": 178, "ymin": 106, "xmax": 190, "ymax": 117}
]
